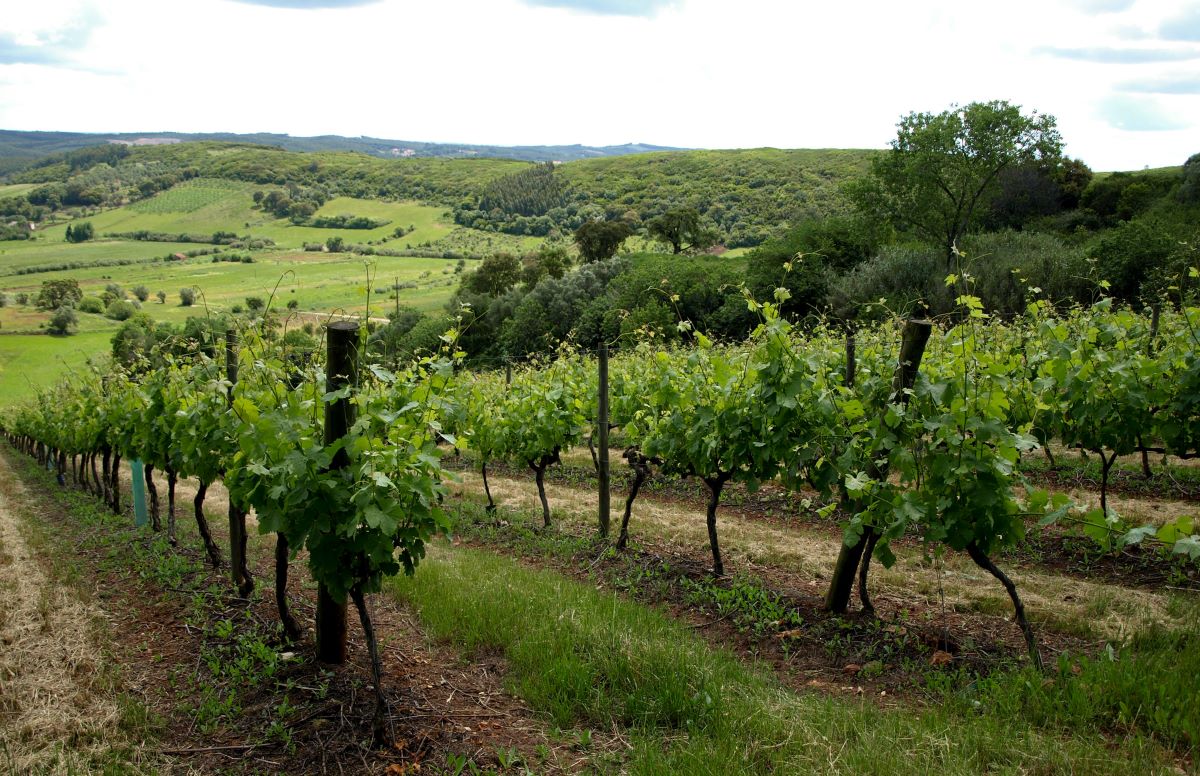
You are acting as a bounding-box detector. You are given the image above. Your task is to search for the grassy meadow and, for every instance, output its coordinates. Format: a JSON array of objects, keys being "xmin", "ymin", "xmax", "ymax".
[
  {"xmin": 30, "ymin": 179, "xmax": 459, "ymax": 250},
  {"xmin": 0, "ymin": 180, "xmax": 531, "ymax": 404}
]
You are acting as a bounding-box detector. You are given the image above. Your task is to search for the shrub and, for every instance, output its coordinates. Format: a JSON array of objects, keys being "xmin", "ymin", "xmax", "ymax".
[
  {"xmin": 78, "ymin": 296, "xmax": 105, "ymax": 314},
  {"xmin": 105, "ymin": 299, "xmax": 137, "ymax": 321},
  {"xmin": 131, "ymin": 284, "xmax": 150, "ymax": 302},
  {"xmin": 64, "ymin": 221, "xmax": 94, "ymax": 243},
  {"xmin": 156, "ymin": 290, "xmax": 166, "ymax": 304},
  {"xmin": 1089, "ymin": 220, "xmax": 1176, "ymax": 301},
  {"xmin": 958, "ymin": 230, "xmax": 1091, "ymax": 312},
  {"xmin": 827, "ymin": 244, "xmax": 952, "ymax": 320},
  {"xmin": 47, "ymin": 306, "xmax": 78, "ymax": 334},
  {"xmin": 180, "ymin": 287, "xmax": 196, "ymax": 306}
]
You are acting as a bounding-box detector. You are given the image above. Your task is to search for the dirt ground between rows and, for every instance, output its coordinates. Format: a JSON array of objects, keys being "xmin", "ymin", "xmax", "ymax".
[
  {"xmin": 0, "ymin": 450, "xmax": 144, "ymax": 773},
  {"xmin": 2, "ymin": 447, "xmax": 621, "ymax": 775}
]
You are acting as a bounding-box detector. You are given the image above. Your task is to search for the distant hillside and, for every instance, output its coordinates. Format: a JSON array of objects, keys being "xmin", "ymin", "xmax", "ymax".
[
  {"xmin": 0, "ymin": 129, "xmax": 686, "ymax": 170},
  {"xmin": 561, "ymin": 149, "xmax": 874, "ymax": 246},
  {"xmin": 2, "ymin": 140, "xmax": 876, "ymax": 248},
  {"xmin": 451, "ymin": 148, "xmax": 875, "ymax": 246}
]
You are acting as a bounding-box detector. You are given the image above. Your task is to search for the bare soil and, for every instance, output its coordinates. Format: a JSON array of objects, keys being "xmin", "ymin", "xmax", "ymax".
[{"xmin": 2, "ymin": 446, "xmax": 617, "ymax": 775}]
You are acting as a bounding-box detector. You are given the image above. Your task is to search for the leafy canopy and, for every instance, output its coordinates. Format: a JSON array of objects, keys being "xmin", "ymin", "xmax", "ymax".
[{"xmin": 851, "ymin": 100, "xmax": 1062, "ymax": 262}]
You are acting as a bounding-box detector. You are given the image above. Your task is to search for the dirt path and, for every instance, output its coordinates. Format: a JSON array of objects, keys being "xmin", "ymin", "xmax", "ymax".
[
  {"xmin": 0, "ymin": 450, "xmax": 148, "ymax": 773},
  {"xmin": 7, "ymin": 449, "xmax": 619, "ymax": 774},
  {"xmin": 453, "ymin": 471, "xmax": 1188, "ymax": 644}
]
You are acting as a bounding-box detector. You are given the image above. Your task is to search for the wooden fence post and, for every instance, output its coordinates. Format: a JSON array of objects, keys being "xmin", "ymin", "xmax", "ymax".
[{"xmin": 316, "ymin": 321, "xmax": 358, "ymax": 664}]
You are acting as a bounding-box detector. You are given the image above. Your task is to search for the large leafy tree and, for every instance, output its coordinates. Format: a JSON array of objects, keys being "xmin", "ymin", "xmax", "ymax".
[
  {"xmin": 647, "ymin": 206, "xmax": 719, "ymax": 255},
  {"xmin": 851, "ymin": 100, "xmax": 1062, "ymax": 264},
  {"xmin": 573, "ymin": 219, "xmax": 633, "ymax": 263},
  {"xmin": 36, "ymin": 278, "xmax": 83, "ymax": 310}
]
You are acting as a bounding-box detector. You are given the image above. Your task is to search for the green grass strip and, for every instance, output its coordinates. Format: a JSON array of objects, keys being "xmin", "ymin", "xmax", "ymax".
[{"xmin": 387, "ymin": 543, "xmax": 1177, "ymax": 775}]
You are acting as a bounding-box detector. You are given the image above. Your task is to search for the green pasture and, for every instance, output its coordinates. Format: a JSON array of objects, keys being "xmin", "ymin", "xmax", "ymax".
[
  {"xmin": 0, "ymin": 250, "xmax": 466, "ymax": 405},
  {"xmin": 31, "ymin": 179, "xmax": 458, "ymax": 251},
  {"xmin": 0, "ymin": 252, "xmax": 461, "ymax": 322},
  {"xmin": 0, "ymin": 238, "xmax": 202, "ymax": 275},
  {"xmin": 0, "ymin": 330, "xmax": 113, "ymax": 405},
  {"xmin": 0, "ymin": 183, "xmax": 38, "ymax": 197}
]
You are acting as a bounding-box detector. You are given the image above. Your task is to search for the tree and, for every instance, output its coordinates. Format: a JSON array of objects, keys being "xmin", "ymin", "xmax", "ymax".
[
  {"xmin": 105, "ymin": 300, "xmax": 137, "ymax": 321},
  {"xmin": 463, "ymin": 253, "xmax": 522, "ymax": 296},
  {"xmin": 36, "ymin": 278, "xmax": 83, "ymax": 310},
  {"xmin": 132, "ymin": 285, "xmax": 150, "ymax": 302},
  {"xmin": 520, "ymin": 244, "xmax": 572, "ymax": 288},
  {"xmin": 64, "ymin": 221, "xmax": 94, "ymax": 243},
  {"xmin": 245, "ymin": 296, "xmax": 266, "ymax": 313},
  {"xmin": 850, "ymin": 100, "xmax": 1062, "ymax": 264},
  {"xmin": 647, "ymin": 207, "xmax": 719, "ymax": 254},
  {"xmin": 156, "ymin": 290, "xmax": 167, "ymax": 304},
  {"xmin": 111, "ymin": 313, "xmax": 175, "ymax": 368},
  {"xmin": 574, "ymin": 219, "xmax": 633, "ymax": 263},
  {"xmin": 179, "ymin": 287, "xmax": 196, "ymax": 307},
  {"xmin": 47, "ymin": 306, "xmax": 78, "ymax": 335},
  {"xmin": 1179, "ymin": 152, "xmax": 1200, "ymax": 204}
]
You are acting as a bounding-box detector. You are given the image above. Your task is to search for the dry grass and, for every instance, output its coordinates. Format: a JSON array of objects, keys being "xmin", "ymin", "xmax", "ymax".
[
  {"xmin": 450, "ymin": 472, "xmax": 1188, "ymax": 643},
  {"xmin": 0, "ymin": 454, "xmax": 154, "ymax": 774},
  {"xmin": 1052, "ymin": 487, "xmax": 1197, "ymax": 528}
]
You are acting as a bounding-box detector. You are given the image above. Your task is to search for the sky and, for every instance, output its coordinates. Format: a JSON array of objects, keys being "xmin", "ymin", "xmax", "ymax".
[{"xmin": 0, "ymin": 0, "xmax": 1197, "ymax": 170}]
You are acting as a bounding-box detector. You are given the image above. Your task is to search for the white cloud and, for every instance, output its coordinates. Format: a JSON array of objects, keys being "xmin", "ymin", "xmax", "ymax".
[{"xmin": 0, "ymin": 0, "xmax": 1198, "ymax": 169}]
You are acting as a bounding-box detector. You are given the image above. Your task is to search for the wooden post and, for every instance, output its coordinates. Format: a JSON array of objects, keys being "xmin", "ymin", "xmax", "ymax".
[
  {"xmin": 316, "ymin": 321, "xmax": 358, "ymax": 664},
  {"xmin": 597, "ymin": 344, "xmax": 610, "ymax": 538},
  {"xmin": 844, "ymin": 327, "xmax": 856, "ymax": 388},
  {"xmin": 825, "ymin": 319, "xmax": 932, "ymax": 614},
  {"xmin": 226, "ymin": 328, "xmax": 254, "ymax": 597}
]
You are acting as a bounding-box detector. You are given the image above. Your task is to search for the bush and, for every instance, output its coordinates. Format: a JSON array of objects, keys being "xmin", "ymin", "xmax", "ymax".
[
  {"xmin": 1179, "ymin": 153, "xmax": 1200, "ymax": 204},
  {"xmin": 827, "ymin": 244, "xmax": 952, "ymax": 320},
  {"xmin": 64, "ymin": 221, "xmax": 94, "ymax": 243},
  {"xmin": 105, "ymin": 299, "xmax": 137, "ymax": 321},
  {"xmin": 78, "ymin": 296, "xmax": 105, "ymax": 314},
  {"xmin": 47, "ymin": 306, "xmax": 78, "ymax": 335},
  {"xmin": 958, "ymin": 231, "xmax": 1092, "ymax": 313},
  {"xmin": 131, "ymin": 284, "xmax": 150, "ymax": 302},
  {"xmin": 179, "ymin": 287, "xmax": 196, "ymax": 306},
  {"xmin": 1089, "ymin": 220, "xmax": 1176, "ymax": 301},
  {"xmin": 156, "ymin": 290, "xmax": 166, "ymax": 304}
]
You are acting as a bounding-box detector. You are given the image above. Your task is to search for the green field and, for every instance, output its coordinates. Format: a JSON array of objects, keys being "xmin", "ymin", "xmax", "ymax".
[
  {"xmin": 0, "ymin": 183, "xmax": 38, "ymax": 197},
  {"xmin": 0, "ymin": 178, "xmax": 552, "ymax": 404},
  {"xmin": 0, "ymin": 250, "xmax": 467, "ymax": 404},
  {"xmin": 0, "ymin": 238, "xmax": 202, "ymax": 275},
  {"xmin": 31, "ymin": 179, "xmax": 459, "ymax": 252},
  {"xmin": 0, "ymin": 331, "xmax": 113, "ymax": 403}
]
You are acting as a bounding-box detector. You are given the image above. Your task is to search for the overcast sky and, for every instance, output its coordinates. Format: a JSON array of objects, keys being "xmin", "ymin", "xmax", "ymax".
[{"xmin": 1, "ymin": 0, "xmax": 1197, "ymax": 170}]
